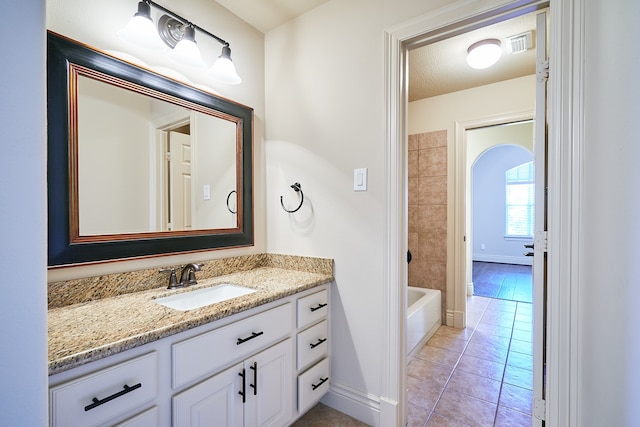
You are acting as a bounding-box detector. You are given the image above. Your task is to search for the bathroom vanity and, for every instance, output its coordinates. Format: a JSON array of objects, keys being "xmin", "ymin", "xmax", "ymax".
[
  {"xmin": 45, "ymin": 32, "xmax": 332, "ymax": 426},
  {"xmin": 48, "ymin": 259, "xmax": 332, "ymax": 427}
]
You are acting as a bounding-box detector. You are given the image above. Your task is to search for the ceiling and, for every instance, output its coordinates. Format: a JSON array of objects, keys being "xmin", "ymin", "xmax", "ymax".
[
  {"xmin": 408, "ymin": 11, "xmax": 539, "ymax": 101},
  {"xmin": 214, "ymin": 0, "xmax": 329, "ymax": 33},
  {"xmin": 214, "ymin": 1, "xmax": 540, "ymax": 102}
]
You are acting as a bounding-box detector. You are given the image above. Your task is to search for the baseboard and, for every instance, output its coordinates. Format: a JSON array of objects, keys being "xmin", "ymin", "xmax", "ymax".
[
  {"xmin": 447, "ymin": 309, "xmax": 465, "ymax": 329},
  {"xmin": 473, "ymin": 253, "xmax": 532, "ymax": 266},
  {"xmin": 467, "ymin": 281, "xmax": 474, "ymax": 296},
  {"xmin": 446, "ymin": 309, "xmax": 454, "ymax": 327},
  {"xmin": 379, "ymin": 397, "xmax": 400, "ymax": 427},
  {"xmin": 321, "ymin": 381, "xmax": 381, "ymax": 426}
]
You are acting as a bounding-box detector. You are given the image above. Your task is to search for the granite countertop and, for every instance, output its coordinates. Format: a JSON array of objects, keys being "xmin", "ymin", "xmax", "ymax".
[{"xmin": 48, "ymin": 266, "xmax": 333, "ymax": 376}]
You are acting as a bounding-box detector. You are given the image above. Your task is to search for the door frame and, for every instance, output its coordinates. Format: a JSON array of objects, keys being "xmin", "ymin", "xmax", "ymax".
[
  {"xmin": 151, "ymin": 114, "xmax": 191, "ymax": 231},
  {"xmin": 383, "ymin": 0, "xmax": 581, "ymax": 425}
]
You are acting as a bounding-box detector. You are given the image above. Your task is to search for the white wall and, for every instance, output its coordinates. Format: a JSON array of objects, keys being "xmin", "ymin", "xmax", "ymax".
[
  {"xmin": 579, "ymin": 0, "xmax": 640, "ymax": 425},
  {"xmin": 46, "ymin": 0, "xmax": 267, "ymax": 281},
  {"xmin": 78, "ymin": 77, "xmax": 152, "ymax": 234},
  {"xmin": 264, "ymin": 1, "xmax": 462, "ymax": 421},
  {"xmin": 0, "ymin": 1, "xmax": 48, "ymax": 425}
]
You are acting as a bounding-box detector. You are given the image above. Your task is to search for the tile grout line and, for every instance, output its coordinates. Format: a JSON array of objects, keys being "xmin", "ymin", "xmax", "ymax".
[
  {"xmin": 491, "ymin": 301, "xmax": 517, "ymax": 427},
  {"xmin": 423, "ymin": 299, "xmax": 489, "ymax": 426}
]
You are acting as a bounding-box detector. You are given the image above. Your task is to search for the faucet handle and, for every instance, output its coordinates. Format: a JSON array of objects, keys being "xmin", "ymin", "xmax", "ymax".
[{"xmin": 159, "ymin": 268, "xmax": 179, "ymax": 289}]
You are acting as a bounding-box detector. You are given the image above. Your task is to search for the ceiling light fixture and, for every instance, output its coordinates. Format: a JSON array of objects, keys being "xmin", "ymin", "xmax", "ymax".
[
  {"xmin": 466, "ymin": 38, "xmax": 502, "ymax": 69},
  {"xmin": 120, "ymin": 0, "xmax": 242, "ymax": 84}
]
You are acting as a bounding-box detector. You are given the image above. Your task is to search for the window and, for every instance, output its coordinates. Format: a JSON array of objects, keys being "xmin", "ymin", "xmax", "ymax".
[{"xmin": 505, "ymin": 161, "xmax": 534, "ymax": 237}]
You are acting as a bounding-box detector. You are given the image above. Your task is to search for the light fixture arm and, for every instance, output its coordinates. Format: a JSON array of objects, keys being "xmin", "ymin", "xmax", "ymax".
[{"xmin": 144, "ymin": 0, "xmax": 229, "ymax": 47}]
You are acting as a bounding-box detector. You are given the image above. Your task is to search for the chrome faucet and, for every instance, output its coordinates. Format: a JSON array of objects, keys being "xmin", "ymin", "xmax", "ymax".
[{"xmin": 179, "ymin": 263, "xmax": 203, "ymax": 287}]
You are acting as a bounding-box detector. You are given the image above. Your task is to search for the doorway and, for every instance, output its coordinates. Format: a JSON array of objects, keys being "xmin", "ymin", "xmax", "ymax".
[
  {"xmin": 403, "ymin": 5, "xmax": 547, "ymax": 427},
  {"xmin": 407, "ymin": 126, "xmax": 538, "ymax": 425},
  {"xmin": 470, "ymin": 126, "xmax": 535, "ymax": 304}
]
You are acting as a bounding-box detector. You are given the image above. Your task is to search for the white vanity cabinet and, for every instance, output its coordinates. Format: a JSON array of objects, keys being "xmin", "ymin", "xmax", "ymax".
[
  {"xmin": 294, "ymin": 289, "xmax": 330, "ymax": 415},
  {"xmin": 49, "ymin": 284, "xmax": 331, "ymax": 427},
  {"xmin": 172, "ymin": 338, "xmax": 293, "ymax": 427}
]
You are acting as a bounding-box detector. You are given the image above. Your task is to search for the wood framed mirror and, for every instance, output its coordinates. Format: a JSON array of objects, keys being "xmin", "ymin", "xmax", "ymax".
[{"xmin": 47, "ymin": 32, "xmax": 253, "ymax": 266}]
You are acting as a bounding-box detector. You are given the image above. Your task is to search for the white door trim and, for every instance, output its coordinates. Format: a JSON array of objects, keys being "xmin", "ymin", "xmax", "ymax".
[
  {"xmin": 382, "ymin": 0, "xmax": 581, "ymax": 425},
  {"xmin": 545, "ymin": 0, "xmax": 584, "ymax": 424}
]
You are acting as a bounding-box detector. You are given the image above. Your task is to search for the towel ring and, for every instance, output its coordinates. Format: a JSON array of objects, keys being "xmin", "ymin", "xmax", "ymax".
[
  {"xmin": 280, "ymin": 182, "xmax": 304, "ymax": 213},
  {"xmin": 226, "ymin": 190, "xmax": 237, "ymax": 214}
]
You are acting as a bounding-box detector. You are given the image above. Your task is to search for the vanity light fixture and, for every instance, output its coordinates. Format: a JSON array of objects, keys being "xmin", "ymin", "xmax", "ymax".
[
  {"xmin": 120, "ymin": 0, "xmax": 242, "ymax": 84},
  {"xmin": 466, "ymin": 38, "xmax": 502, "ymax": 69}
]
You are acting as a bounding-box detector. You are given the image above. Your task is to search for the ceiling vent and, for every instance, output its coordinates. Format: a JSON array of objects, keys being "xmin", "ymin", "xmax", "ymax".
[{"xmin": 507, "ymin": 31, "xmax": 533, "ymax": 54}]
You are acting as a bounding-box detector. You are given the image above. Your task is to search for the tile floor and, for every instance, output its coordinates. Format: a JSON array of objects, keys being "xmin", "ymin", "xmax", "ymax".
[
  {"xmin": 472, "ymin": 261, "xmax": 533, "ymax": 303},
  {"xmin": 408, "ymin": 295, "xmax": 533, "ymax": 427},
  {"xmin": 292, "ymin": 403, "xmax": 369, "ymax": 426}
]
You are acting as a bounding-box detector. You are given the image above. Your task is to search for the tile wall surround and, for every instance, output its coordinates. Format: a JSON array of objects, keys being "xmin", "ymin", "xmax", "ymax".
[
  {"xmin": 408, "ymin": 130, "xmax": 448, "ymax": 323},
  {"xmin": 48, "ymin": 253, "xmax": 334, "ymax": 309}
]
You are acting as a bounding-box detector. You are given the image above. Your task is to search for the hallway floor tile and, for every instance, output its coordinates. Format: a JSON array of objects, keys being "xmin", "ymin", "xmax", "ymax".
[{"xmin": 408, "ymin": 295, "xmax": 534, "ymax": 427}]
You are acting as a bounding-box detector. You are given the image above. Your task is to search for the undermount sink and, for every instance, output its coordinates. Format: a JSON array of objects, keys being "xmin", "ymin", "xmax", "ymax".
[{"xmin": 154, "ymin": 284, "xmax": 257, "ymax": 311}]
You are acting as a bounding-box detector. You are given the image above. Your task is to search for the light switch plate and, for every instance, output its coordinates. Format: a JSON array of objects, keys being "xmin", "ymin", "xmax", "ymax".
[
  {"xmin": 354, "ymin": 168, "xmax": 368, "ymax": 191},
  {"xmin": 203, "ymin": 184, "xmax": 211, "ymax": 200}
]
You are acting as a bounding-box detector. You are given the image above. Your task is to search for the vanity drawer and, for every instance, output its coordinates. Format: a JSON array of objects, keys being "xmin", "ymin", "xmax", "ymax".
[
  {"xmin": 173, "ymin": 302, "xmax": 293, "ymax": 388},
  {"xmin": 297, "ymin": 289, "xmax": 328, "ymax": 329},
  {"xmin": 49, "ymin": 352, "xmax": 157, "ymax": 427},
  {"xmin": 297, "ymin": 320, "xmax": 328, "ymax": 370},
  {"xmin": 297, "ymin": 358, "xmax": 330, "ymax": 413}
]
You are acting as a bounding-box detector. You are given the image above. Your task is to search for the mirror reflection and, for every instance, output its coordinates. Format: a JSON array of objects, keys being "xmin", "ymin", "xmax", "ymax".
[
  {"xmin": 76, "ymin": 75, "xmax": 238, "ymax": 236},
  {"xmin": 47, "ymin": 31, "xmax": 254, "ymax": 266}
]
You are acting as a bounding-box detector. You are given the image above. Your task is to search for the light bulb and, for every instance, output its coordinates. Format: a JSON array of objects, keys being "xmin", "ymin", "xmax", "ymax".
[
  {"xmin": 466, "ymin": 39, "xmax": 502, "ymax": 69},
  {"xmin": 210, "ymin": 45, "xmax": 242, "ymax": 84},
  {"xmin": 118, "ymin": 1, "xmax": 165, "ymax": 51},
  {"xmin": 167, "ymin": 26, "xmax": 206, "ymax": 69}
]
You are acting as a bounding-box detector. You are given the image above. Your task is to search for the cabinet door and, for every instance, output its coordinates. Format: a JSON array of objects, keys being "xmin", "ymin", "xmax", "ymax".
[
  {"xmin": 244, "ymin": 339, "xmax": 293, "ymax": 427},
  {"xmin": 113, "ymin": 406, "xmax": 158, "ymax": 426},
  {"xmin": 172, "ymin": 363, "xmax": 244, "ymax": 427}
]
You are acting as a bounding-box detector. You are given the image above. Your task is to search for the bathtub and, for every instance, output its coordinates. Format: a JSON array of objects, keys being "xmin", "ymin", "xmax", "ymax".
[{"xmin": 407, "ymin": 287, "xmax": 441, "ymax": 356}]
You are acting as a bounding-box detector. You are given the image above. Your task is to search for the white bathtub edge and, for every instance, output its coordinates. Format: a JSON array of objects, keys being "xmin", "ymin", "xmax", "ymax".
[{"xmin": 407, "ymin": 287, "xmax": 441, "ymax": 356}]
